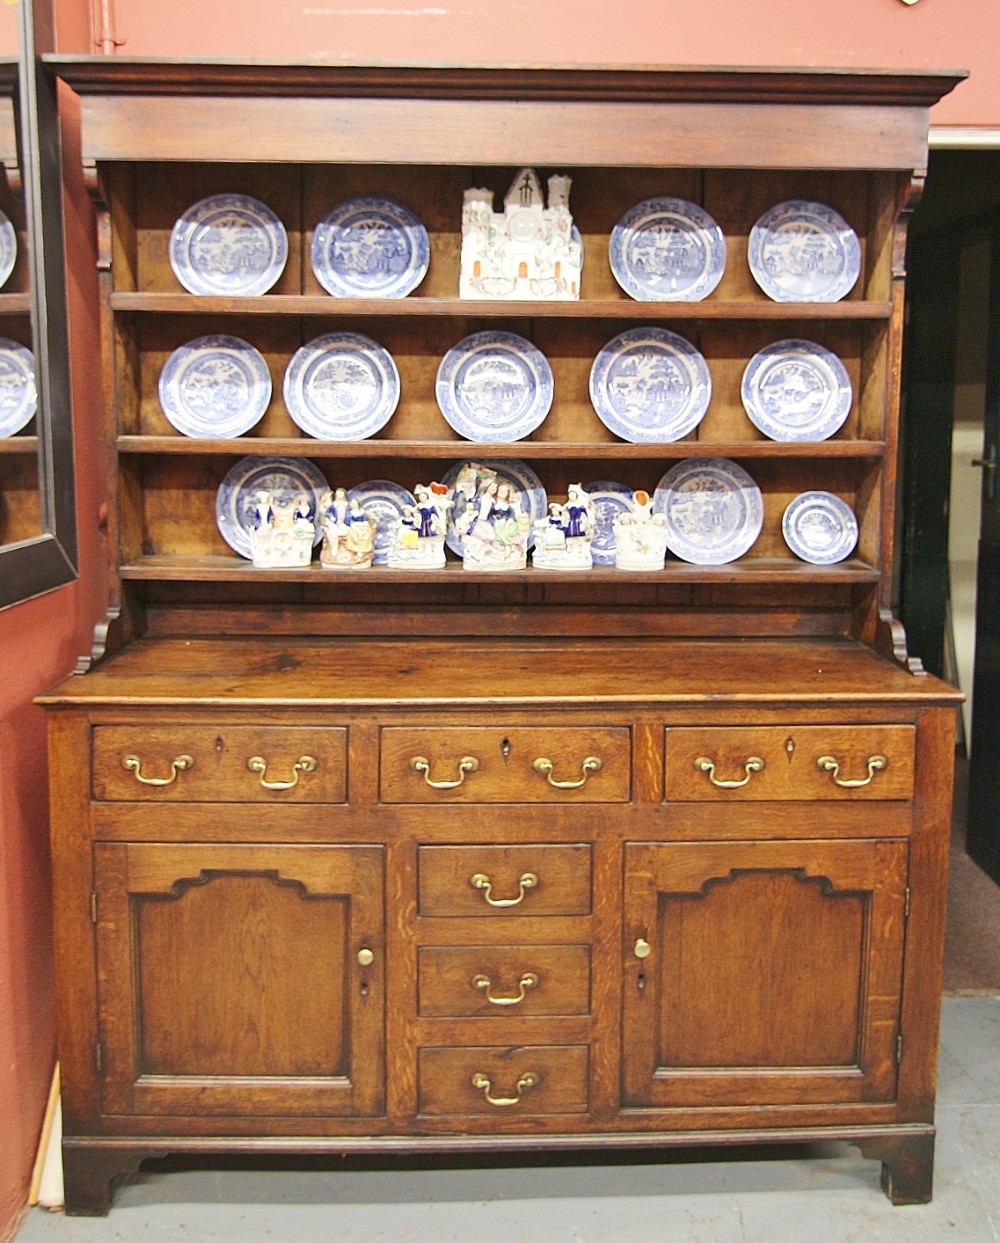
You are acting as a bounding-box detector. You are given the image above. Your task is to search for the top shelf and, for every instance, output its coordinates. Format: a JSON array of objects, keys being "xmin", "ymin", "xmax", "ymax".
[{"xmin": 110, "ymin": 293, "xmax": 895, "ymax": 320}]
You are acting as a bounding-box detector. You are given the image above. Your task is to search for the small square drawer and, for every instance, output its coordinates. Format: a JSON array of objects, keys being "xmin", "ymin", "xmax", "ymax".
[
  {"xmin": 418, "ymin": 945, "xmax": 592, "ymax": 1017},
  {"xmin": 418, "ymin": 844, "xmax": 592, "ymax": 917},
  {"xmin": 92, "ymin": 726, "xmax": 347, "ymax": 803},
  {"xmin": 665, "ymin": 725, "xmax": 915, "ymax": 801},
  {"xmin": 418, "ymin": 1045, "xmax": 589, "ymax": 1116},
  {"xmin": 380, "ymin": 727, "xmax": 630, "ymax": 803}
]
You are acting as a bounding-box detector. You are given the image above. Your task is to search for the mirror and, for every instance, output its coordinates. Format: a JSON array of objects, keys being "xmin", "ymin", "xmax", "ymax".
[{"xmin": 0, "ymin": 0, "xmax": 76, "ymax": 609}]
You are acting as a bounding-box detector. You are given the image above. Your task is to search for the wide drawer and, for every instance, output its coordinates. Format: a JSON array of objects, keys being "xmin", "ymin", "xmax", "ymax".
[
  {"xmin": 380, "ymin": 727, "xmax": 630, "ymax": 803},
  {"xmin": 417, "ymin": 944, "xmax": 592, "ymax": 1017},
  {"xmin": 418, "ymin": 1045, "xmax": 589, "ymax": 1116},
  {"xmin": 418, "ymin": 844, "xmax": 592, "ymax": 917},
  {"xmin": 92, "ymin": 726, "xmax": 347, "ymax": 803},
  {"xmin": 664, "ymin": 725, "xmax": 915, "ymax": 801}
]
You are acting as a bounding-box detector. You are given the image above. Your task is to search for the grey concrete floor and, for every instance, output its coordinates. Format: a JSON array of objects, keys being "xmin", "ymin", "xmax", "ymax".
[{"xmin": 13, "ymin": 995, "xmax": 1000, "ymax": 1243}]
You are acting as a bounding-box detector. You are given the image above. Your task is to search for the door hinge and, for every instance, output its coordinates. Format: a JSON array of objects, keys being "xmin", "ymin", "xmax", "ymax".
[
  {"xmin": 95, "ymin": 1041, "xmax": 103, "ymax": 1073},
  {"xmin": 90, "ymin": 893, "xmax": 98, "ymax": 924},
  {"xmin": 897, "ymin": 1033, "xmax": 904, "ymax": 1064},
  {"xmin": 904, "ymin": 886, "xmax": 911, "ymax": 919}
]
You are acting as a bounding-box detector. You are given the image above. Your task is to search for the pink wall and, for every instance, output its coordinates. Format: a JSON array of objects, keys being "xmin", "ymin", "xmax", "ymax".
[
  {"xmin": 0, "ymin": 9, "xmax": 105, "ymax": 1235},
  {"xmin": 102, "ymin": 0, "xmax": 991, "ymax": 128}
]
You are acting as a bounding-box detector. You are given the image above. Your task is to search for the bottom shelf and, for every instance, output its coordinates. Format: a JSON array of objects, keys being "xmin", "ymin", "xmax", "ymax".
[{"xmin": 121, "ymin": 555, "xmax": 880, "ymax": 586}]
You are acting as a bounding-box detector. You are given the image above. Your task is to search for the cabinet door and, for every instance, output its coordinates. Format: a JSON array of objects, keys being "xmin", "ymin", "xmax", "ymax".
[
  {"xmin": 622, "ymin": 840, "xmax": 907, "ymax": 1109},
  {"xmin": 94, "ymin": 842, "xmax": 384, "ymax": 1118}
]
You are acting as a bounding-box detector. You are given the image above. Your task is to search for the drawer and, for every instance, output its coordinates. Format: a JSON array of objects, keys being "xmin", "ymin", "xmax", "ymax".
[
  {"xmin": 418, "ymin": 945, "xmax": 591, "ymax": 1017},
  {"xmin": 664, "ymin": 725, "xmax": 915, "ymax": 801},
  {"xmin": 380, "ymin": 727, "xmax": 630, "ymax": 803},
  {"xmin": 418, "ymin": 844, "xmax": 592, "ymax": 917},
  {"xmin": 418, "ymin": 1045, "xmax": 589, "ymax": 1116},
  {"xmin": 92, "ymin": 726, "xmax": 347, "ymax": 803}
]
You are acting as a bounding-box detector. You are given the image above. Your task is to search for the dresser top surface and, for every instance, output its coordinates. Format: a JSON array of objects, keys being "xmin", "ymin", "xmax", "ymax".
[{"xmin": 38, "ymin": 636, "xmax": 962, "ymax": 709}]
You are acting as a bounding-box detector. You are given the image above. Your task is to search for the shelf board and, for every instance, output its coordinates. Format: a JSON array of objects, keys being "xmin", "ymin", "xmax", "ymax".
[
  {"xmin": 117, "ymin": 437, "xmax": 888, "ymax": 459},
  {"xmin": 121, "ymin": 555, "xmax": 880, "ymax": 586},
  {"xmin": 0, "ymin": 293, "xmax": 32, "ymax": 315},
  {"xmin": 0, "ymin": 434, "xmax": 37, "ymax": 455},
  {"xmin": 109, "ymin": 293, "xmax": 895, "ymax": 321}
]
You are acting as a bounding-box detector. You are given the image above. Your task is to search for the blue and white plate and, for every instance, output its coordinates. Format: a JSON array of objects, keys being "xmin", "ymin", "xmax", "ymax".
[
  {"xmin": 583, "ymin": 480, "xmax": 632, "ymax": 566},
  {"xmin": 441, "ymin": 458, "xmax": 547, "ymax": 558},
  {"xmin": 589, "ymin": 327, "xmax": 711, "ymax": 442},
  {"xmin": 0, "ymin": 209, "xmax": 17, "ymax": 290},
  {"xmin": 748, "ymin": 200, "xmax": 860, "ymax": 303},
  {"xmin": 782, "ymin": 491, "xmax": 858, "ymax": 564},
  {"xmin": 311, "ymin": 196, "xmax": 429, "ymax": 299},
  {"xmin": 609, "ymin": 197, "xmax": 726, "ymax": 302},
  {"xmin": 436, "ymin": 331, "xmax": 554, "ymax": 443},
  {"xmin": 653, "ymin": 458, "xmax": 763, "ymax": 565},
  {"xmin": 169, "ymin": 194, "xmax": 288, "ymax": 297},
  {"xmin": 158, "ymin": 335, "xmax": 271, "ymax": 438},
  {"xmin": 0, "ymin": 339, "xmax": 36, "ymax": 437},
  {"xmin": 741, "ymin": 339, "xmax": 852, "ymax": 442},
  {"xmin": 346, "ymin": 479, "xmax": 416, "ymax": 565},
  {"xmin": 283, "ymin": 332, "xmax": 400, "ymax": 441},
  {"xmin": 216, "ymin": 455, "xmax": 327, "ymax": 559}
]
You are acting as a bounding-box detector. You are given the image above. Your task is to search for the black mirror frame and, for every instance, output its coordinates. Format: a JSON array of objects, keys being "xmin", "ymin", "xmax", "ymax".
[{"xmin": 0, "ymin": 0, "xmax": 76, "ymax": 609}]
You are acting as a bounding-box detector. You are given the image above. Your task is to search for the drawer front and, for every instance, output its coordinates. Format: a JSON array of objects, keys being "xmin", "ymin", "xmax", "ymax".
[
  {"xmin": 418, "ymin": 945, "xmax": 591, "ymax": 1017},
  {"xmin": 418, "ymin": 1045, "xmax": 589, "ymax": 1116},
  {"xmin": 418, "ymin": 844, "xmax": 592, "ymax": 917},
  {"xmin": 92, "ymin": 726, "xmax": 347, "ymax": 803},
  {"xmin": 381, "ymin": 727, "xmax": 630, "ymax": 803},
  {"xmin": 665, "ymin": 725, "xmax": 915, "ymax": 801}
]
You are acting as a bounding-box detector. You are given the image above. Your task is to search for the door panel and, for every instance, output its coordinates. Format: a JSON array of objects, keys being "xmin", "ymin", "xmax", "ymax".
[
  {"xmin": 95, "ymin": 841, "xmax": 385, "ymax": 1118},
  {"xmin": 622, "ymin": 839, "xmax": 907, "ymax": 1109}
]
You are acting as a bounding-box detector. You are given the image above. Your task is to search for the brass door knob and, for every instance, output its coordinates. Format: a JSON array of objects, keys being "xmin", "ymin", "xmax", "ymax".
[{"xmin": 634, "ymin": 938, "xmax": 651, "ymax": 959}]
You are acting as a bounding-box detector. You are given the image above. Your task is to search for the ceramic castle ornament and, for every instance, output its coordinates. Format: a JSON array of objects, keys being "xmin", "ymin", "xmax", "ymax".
[
  {"xmin": 532, "ymin": 483, "xmax": 596, "ymax": 570},
  {"xmin": 248, "ymin": 487, "xmax": 315, "ymax": 568},
  {"xmin": 612, "ymin": 488, "xmax": 669, "ymax": 571},
  {"xmin": 386, "ymin": 481, "xmax": 453, "ymax": 569},
  {"xmin": 460, "ymin": 168, "xmax": 582, "ymax": 301},
  {"xmin": 457, "ymin": 466, "xmax": 531, "ymax": 570},
  {"xmin": 318, "ymin": 486, "xmax": 376, "ymax": 568}
]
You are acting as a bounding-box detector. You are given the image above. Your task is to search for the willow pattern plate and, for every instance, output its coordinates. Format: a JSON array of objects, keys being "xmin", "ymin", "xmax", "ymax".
[
  {"xmin": 782, "ymin": 491, "xmax": 859, "ymax": 564},
  {"xmin": 169, "ymin": 193, "xmax": 288, "ymax": 297},
  {"xmin": 583, "ymin": 481, "xmax": 632, "ymax": 566},
  {"xmin": 158, "ymin": 335, "xmax": 271, "ymax": 439},
  {"xmin": 0, "ymin": 209, "xmax": 16, "ymax": 290},
  {"xmin": 590, "ymin": 327, "xmax": 711, "ymax": 442},
  {"xmin": 441, "ymin": 458, "xmax": 547, "ymax": 557},
  {"xmin": 748, "ymin": 200, "xmax": 860, "ymax": 303},
  {"xmin": 311, "ymin": 196, "xmax": 429, "ymax": 299},
  {"xmin": 346, "ymin": 480, "xmax": 416, "ymax": 565},
  {"xmin": 741, "ymin": 339, "xmax": 852, "ymax": 442},
  {"xmin": 653, "ymin": 458, "xmax": 763, "ymax": 565},
  {"xmin": 0, "ymin": 339, "xmax": 37, "ymax": 437},
  {"xmin": 436, "ymin": 331, "xmax": 553, "ymax": 443},
  {"xmin": 216, "ymin": 456, "xmax": 327, "ymax": 558},
  {"xmin": 283, "ymin": 332, "xmax": 400, "ymax": 441},
  {"xmin": 609, "ymin": 197, "xmax": 726, "ymax": 301}
]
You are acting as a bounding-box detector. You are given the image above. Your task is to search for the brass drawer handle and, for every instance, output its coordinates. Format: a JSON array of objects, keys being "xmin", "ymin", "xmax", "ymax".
[
  {"xmin": 247, "ymin": 755, "xmax": 318, "ymax": 791},
  {"xmin": 121, "ymin": 753, "xmax": 193, "ymax": 787},
  {"xmin": 470, "ymin": 1071, "xmax": 538, "ymax": 1107},
  {"xmin": 817, "ymin": 754, "xmax": 887, "ymax": 789},
  {"xmin": 532, "ymin": 755, "xmax": 602, "ymax": 789},
  {"xmin": 470, "ymin": 871, "xmax": 538, "ymax": 907},
  {"xmin": 410, "ymin": 755, "xmax": 479, "ymax": 789},
  {"xmin": 694, "ymin": 755, "xmax": 765, "ymax": 789},
  {"xmin": 472, "ymin": 971, "xmax": 539, "ymax": 1006}
]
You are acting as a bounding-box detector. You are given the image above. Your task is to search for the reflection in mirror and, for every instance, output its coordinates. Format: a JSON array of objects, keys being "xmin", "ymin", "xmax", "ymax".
[
  {"xmin": 0, "ymin": 54, "xmax": 40, "ymax": 550},
  {"xmin": 0, "ymin": 0, "xmax": 76, "ymax": 609}
]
